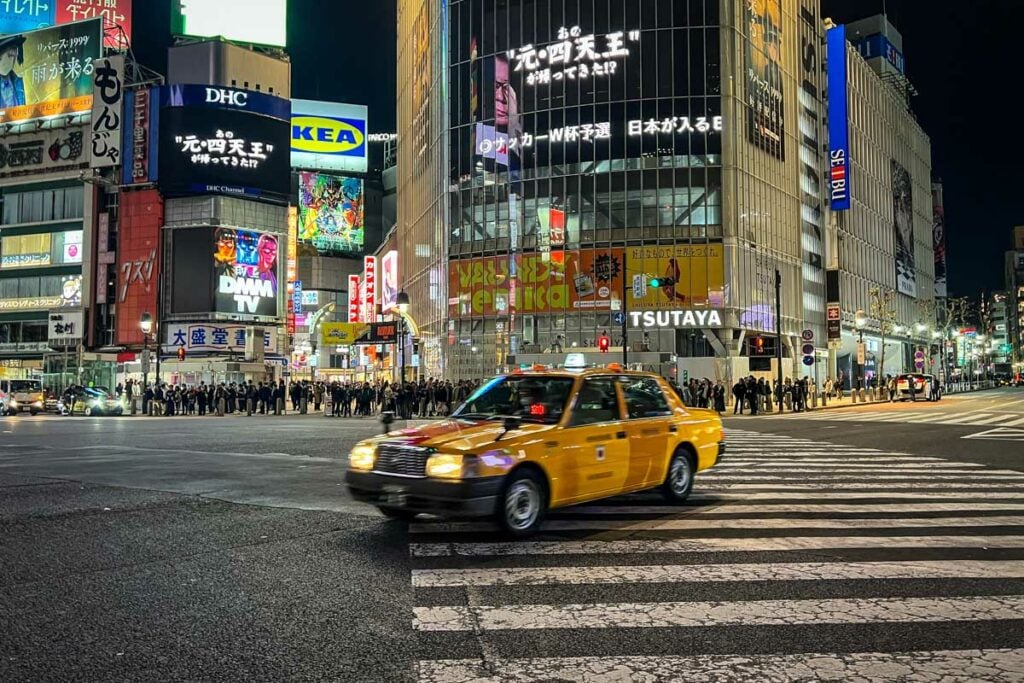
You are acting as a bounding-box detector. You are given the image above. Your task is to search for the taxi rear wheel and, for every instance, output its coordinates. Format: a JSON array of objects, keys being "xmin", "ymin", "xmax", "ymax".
[
  {"xmin": 497, "ymin": 469, "xmax": 547, "ymax": 538},
  {"xmin": 662, "ymin": 449, "xmax": 695, "ymax": 503}
]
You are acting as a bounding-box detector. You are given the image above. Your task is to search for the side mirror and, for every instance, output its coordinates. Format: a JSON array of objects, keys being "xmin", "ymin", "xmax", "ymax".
[
  {"xmin": 496, "ymin": 415, "xmax": 520, "ymax": 441},
  {"xmin": 381, "ymin": 411, "xmax": 395, "ymax": 434}
]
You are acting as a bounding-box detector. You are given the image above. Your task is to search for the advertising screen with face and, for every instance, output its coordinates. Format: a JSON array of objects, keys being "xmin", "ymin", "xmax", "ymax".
[
  {"xmin": 213, "ymin": 227, "xmax": 280, "ymax": 318},
  {"xmin": 297, "ymin": 172, "xmax": 365, "ymax": 254},
  {"xmin": 158, "ymin": 106, "xmax": 291, "ymax": 203},
  {"xmin": 0, "ymin": 18, "xmax": 102, "ymax": 125}
]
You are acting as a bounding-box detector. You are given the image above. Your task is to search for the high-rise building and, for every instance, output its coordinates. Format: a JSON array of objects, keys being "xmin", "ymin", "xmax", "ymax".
[
  {"xmin": 399, "ymin": 0, "xmax": 830, "ymax": 382},
  {"xmin": 1006, "ymin": 230, "xmax": 1024, "ymax": 368},
  {"xmin": 987, "ymin": 291, "xmax": 1011, "ymax": 372},
  {"xmin": 825, "ymin": 15, "xmax": 936, "ymax": 387}
]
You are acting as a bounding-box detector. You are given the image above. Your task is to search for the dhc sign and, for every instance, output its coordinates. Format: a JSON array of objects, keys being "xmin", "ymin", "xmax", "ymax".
[
  {"xmin": 827, "ymin": 25, "xmax": 851, "ymax": 211},
  {"xmin": 291, "ymin": 99, "xmax": 368, "ymax": 174}
]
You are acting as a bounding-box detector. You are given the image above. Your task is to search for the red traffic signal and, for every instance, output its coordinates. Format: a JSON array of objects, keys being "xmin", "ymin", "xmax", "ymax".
[
  {"xmin": 754, "ymin": 336, "xmax": 765, "ymax": 354},
  {"xmin": 598, "ymin": 334, "xmax": 610, "ymax": 353},
  {"xmin": 177, "ymin": 347, "xmax": 186, "ymax": 361}
]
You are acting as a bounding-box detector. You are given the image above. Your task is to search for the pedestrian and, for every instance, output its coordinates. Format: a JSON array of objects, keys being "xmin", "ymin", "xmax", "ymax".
[{"xmin": 731, "ymin": 380, "xmax": 745, "ymax": 414}]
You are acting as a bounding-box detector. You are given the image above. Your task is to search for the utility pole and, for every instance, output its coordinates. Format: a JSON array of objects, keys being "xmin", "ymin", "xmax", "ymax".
[
  {"xmin": 775, "ymin": 269, "xmax": 783, "ymax": 412},
  {"xmin": 621, "ymin": 251, "xmax": 628, "ymax": 367}
]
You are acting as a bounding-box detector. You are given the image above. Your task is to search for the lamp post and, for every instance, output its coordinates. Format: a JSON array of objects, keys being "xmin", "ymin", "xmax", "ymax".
[
  {"xmin": 140, "ymin": 312, "xmax": 153, "ymax": 415},
  {"xmin": 854, "ymin": 308, "xmax": 868, "ymax": 395},
  {"xmin": 396, "ymin": 291, "xmax": 410, "ymax": 386}
]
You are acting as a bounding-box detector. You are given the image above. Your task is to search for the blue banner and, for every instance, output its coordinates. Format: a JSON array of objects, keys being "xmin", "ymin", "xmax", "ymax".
[
  {"xmin": 0, "ymin": 2, "xmax": 55, "ymax": 34},
  {"xmin": 827, "ymin": 26, "xmax": 851, "ymax": 211},
  {"xmin": 160, "ymin": 84, "xmax": 291, "ymax": 122}
]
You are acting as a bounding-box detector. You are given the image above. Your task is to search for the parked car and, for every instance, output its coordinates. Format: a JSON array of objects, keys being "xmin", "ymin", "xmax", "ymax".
[{"xmin": 895, "ymin": 373, "xmax": 941, "ymax": 401}]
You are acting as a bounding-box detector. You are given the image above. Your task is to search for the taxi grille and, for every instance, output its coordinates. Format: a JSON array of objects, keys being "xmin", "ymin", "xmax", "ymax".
[{"xmin": 375, "ymin": 445, "xmax": 430, "ymax": 477}]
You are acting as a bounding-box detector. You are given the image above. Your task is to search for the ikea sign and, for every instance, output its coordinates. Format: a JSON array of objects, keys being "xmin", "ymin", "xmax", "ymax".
[{"xmin": 291, "ymin": 99, "xmax": 368, "ymax": 174}]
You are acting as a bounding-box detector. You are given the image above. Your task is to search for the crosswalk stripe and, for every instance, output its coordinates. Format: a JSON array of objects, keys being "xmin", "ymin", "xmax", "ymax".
[
  {"xmin": 557, "ymin": 502, "xmax": 1024, "ymax": 515},
  {"xmin": 719, "ymin": 462, "xmax": 984, "ymax": 469},
  {"xmin": 411, "ymin": 559, "xmax": 1024, "ymax": 587},
  {"xmin": 409, "ymin": 515, "xmax": 1024, "ymax": 535},
  {"xmin": 409, "ymin": 535, "xmax": 1024, "ymax": 557},
  {"xmin": 413, "ymin": 594, "xmax": 1024, "ymax": 631},
  {"xmin": 705, "ymin": 468, "xmax": 1013, "ymax": 476},
  {"xmin": 701, "ymin": 473, "xmax": 1024, "ymax": 480},
  {"xmin": 701, "ymin": 482, "xmax": 1024, "ymax": 490},
  {"xmin": 653, "ymin": 491, "xmax": 1024, "ymax": 501},
  {"xmin": 416, "ymin": 649, "xmax": 1024, "ymax": 682},
  {"xmin": 720, "ymin": 457, "xmax": 949, "ymax": 464}
]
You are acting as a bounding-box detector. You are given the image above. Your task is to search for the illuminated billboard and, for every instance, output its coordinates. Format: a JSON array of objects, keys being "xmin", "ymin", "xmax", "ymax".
[
  {"xmin": 171, "ymin": 0, "xmax": 287, "ymax": 48},
  {"xmin": 157, "ymin": 106, "xmax": 291, "ymax": 202},
  {"xmin": 213, "ymin": 227, "xmax": 281, "ymax": 318},
  {"xmin": 291, "ymin": 99, "xmax": 368, "ymax": 174},
  {"xmin": 744, "ymin": 0, "xmax": 785, "ymax": 159},
  {"xmin": 297, "ymin": 172, "xmax": 364, "ymax": 254},
  {"xmin": 0, "ymin": 18, "xmax": 102, "ymax": 125},
  {"xmin": 0, "ymin": 2, "xmax": 131, "ymax": 49}
]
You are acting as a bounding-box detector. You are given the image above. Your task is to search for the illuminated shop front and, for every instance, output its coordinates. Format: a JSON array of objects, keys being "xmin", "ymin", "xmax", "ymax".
[{"xmin": 398, "ymin": 0, "xmax": 826, "ymax": 381}]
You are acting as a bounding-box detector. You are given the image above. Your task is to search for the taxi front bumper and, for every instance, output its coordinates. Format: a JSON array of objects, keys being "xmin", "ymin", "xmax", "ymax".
[{"xmin": 345, "ymin": 470, "xmax": 503, "ymax": 517}]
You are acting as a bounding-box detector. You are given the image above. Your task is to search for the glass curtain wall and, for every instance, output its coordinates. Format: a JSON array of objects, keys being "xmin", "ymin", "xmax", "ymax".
[{"xmin": 447, "ymin": 0, "xmax": 724, "ymax": 378}]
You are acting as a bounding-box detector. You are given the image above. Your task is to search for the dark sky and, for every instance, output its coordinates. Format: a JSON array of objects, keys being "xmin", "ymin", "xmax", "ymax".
[{"xmin": 135, "ymin": 0, "xmax": 1016, "ymax": 298}]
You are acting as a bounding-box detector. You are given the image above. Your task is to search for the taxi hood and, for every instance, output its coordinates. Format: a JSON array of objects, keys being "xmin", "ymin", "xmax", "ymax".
[{"xmin": 375, "ymin": 418, "xmax": 555, "ymax": 453}]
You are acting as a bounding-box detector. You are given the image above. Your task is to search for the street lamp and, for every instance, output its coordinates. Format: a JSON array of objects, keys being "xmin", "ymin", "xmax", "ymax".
[
  {"xmin": 396, "ymin": 291, "xmax": 410, "ymax": 385},
  {"xmin": 854, "ymin": 309, "xmax": 867, "ymax": 392},
  {"xmin": 140, "ymin": 312, "xmax": 153, "ymax": 414}
]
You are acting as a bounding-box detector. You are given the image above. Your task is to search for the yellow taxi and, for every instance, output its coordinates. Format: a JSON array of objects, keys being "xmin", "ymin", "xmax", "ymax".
[{"xmin": 345, "ymin": 364, "xmax": 724, "ymax": 537}]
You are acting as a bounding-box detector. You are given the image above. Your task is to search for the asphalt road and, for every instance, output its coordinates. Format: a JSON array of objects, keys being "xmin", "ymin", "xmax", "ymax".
[{"xmin": 1, "ymin": 393, "xmax": 1023, "ymax": 681}]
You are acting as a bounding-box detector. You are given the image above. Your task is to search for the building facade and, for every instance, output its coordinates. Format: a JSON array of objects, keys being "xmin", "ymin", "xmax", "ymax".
[
  {"xmin": 400, "ymin": 0, "xmax": 831, "ymax": 383},
  {"xmin": 1006, "ymin": 226, "xmax": 1024, "ymax": 369},
  {"xmin": 826, "ymin": 17, "xmax": 936, "ymax": 387}
]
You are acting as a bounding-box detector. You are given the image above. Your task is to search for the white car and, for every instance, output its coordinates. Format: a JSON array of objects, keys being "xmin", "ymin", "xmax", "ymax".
[{"xmin": 895, "ymin": 373, "xmax": 941, "ymax": 401}]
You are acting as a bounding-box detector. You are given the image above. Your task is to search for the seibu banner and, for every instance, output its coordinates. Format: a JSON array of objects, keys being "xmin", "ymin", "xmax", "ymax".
[{"xmin": 115, "ymin": 189, "xmax": 163, "ymax": 346}]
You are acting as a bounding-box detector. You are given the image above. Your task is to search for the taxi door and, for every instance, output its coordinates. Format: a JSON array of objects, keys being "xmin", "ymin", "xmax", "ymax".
[
  {"xmin": 616, "ymin": 375, "xmax": 673, "ymax": 489},
  {"xmin": 556, "ymin": 376, "xmax": 629, "ymax": 504}
]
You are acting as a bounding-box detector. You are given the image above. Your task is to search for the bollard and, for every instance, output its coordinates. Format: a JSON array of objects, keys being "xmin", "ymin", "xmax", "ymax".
[
  {"xmin": 130, "ymin": 398, "xmax": 137, "ymax": 416},
  {"xmin": 300, "ymin": 396, "xmax": 308, "ymax": 415},
  {"xmin": 276, "ymin": 397, "xmax": 284, "ymax": 415},
  {"xmin": 217, "ymin": 398, "xmax": 225, "ymax": 416},
  {"xmin": 247, "ymin": 398, "xmax": 253, "ymax": 417}
]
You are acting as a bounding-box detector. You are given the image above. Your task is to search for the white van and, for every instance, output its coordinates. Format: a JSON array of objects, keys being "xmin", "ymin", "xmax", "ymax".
[{"xmin": 0, "ymin": 378, "xmax": 45, "ymax": 415}]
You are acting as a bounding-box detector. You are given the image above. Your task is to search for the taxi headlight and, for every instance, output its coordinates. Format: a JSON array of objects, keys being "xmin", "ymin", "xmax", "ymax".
[
  {"xmin": 9, "ymin": 400, "xmax": 18, "ymax": 409},
  {"xmin": 426, "ymin": 453, "xmax": 477, "ymax": 479},
  {"xmin": 349, "ymin": 444, "xmax": 377, "ymax": 471}
]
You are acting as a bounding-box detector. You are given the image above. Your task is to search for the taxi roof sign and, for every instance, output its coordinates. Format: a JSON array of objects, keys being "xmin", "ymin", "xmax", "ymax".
[{"xmin": 564, "ymin": 353, "xmax": 587, "ymax": 370}]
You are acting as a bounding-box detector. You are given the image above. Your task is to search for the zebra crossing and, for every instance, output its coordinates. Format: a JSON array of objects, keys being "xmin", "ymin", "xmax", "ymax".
[
  {"xmin": 773, "ymin": 406, "xmax": 1024, "ymax": 429},
  {"xmin": 409, "ymin": 428, "xmax": 1024, "ymax": 682}
]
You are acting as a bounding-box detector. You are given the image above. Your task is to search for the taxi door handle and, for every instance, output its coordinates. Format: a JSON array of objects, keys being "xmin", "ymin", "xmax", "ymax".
[
  {"xmin": 616, "ymin": 431, "xmax": 627, "ymax": 439},
  {"xmin": 669, "ymin": 425, "xmax": 678, "ymax": 433}
]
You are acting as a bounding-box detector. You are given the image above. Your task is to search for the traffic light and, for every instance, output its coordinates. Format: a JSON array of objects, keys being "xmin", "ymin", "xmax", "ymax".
[
  {"xmin": 177, "ymin": 347, "xmax": 186, "ymax": 361},
  {"xmin": 598, "ymin": 333, "xmax": 610, "ymax": 353},
  {"xmin": 649, "ymin": 277, "xmax": 678, "ymax": 288},
  {"xmin": 753, "ymin": 336, "xmax": 765, "ymax": 355}
]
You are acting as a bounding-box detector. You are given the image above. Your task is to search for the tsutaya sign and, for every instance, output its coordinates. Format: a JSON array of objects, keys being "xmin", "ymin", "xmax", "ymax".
[{"xmin": 629, "ymin": 310, "xmax": 723, "ymax": 328}]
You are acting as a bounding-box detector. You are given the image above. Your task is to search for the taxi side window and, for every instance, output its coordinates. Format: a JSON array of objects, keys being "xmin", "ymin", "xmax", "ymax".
[
  {"xmin": 620, "ymin": 377, "xmax": 672, "ymax": 419},
  {"xmin": 568, "ymin": 378, "xmax": 620, "ymax": 427}
]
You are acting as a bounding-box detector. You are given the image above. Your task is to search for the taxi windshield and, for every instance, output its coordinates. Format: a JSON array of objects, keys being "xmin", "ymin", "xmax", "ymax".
[{"xmin": 452, "ymin": 375, "xmax": 574, "ymax": 424}]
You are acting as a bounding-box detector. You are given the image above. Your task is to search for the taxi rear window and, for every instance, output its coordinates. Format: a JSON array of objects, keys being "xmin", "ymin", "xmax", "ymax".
[{"xmin": 454, "ymin": 376, "xmax": 573, "ymax": 424}]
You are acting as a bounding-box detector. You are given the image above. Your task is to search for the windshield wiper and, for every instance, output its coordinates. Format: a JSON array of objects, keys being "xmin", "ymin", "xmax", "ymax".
[{"xmin": 453, "ymin": 412, "xmax": 501, "ymax": 421}]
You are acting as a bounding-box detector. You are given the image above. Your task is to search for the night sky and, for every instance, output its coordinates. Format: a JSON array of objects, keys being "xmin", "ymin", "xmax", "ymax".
[{"xmin": 135, "ymin": 0, "xmax": 1017, "ymax": 299}]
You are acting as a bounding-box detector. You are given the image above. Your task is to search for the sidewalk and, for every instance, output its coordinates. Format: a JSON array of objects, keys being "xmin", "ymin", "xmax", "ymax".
[{"xmin": 729, "ymin": 383, "xmax": 1003, "ymax": 417}]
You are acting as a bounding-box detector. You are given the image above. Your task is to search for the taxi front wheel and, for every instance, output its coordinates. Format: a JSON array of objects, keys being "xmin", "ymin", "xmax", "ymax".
[
  {"xmin": 497, "ymin": 469, "xmax": 547, "ymax": 538},
  {"xmin": 662, "ymin": 450, "xmax": 695, "ymax": 503}
]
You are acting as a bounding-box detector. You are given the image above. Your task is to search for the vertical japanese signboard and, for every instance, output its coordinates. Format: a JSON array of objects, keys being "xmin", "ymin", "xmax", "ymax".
[
  {"xmin": 115, "ymin": 189, "xmax": 163, "ymax": 347},
  {"xmin": 89, "ymin": 54, "xmax": 123, "ymax": 169},
  {"xmin": 827, "ymin": 25, "xmax": 851, "ymax": 211},
  {"xmin": 285, "ymin": 205, "xmax": 298, "ymax": 334},
  {"xmin": 362, "ymin": 255, "xmax": 377, "ymax": 322},
  {"xmin": 123, "ymin": 87, "xmax": 152, "ymax": 184},
  {"xmin": 347, "ymin": 274, "xmax": 360, "ymax": 323}
]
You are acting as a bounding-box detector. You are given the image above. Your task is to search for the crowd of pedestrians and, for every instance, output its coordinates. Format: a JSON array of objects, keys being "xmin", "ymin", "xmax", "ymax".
[{"xmin": 113, "ymin": 377, "xmax": 483, "ymax": 419}]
